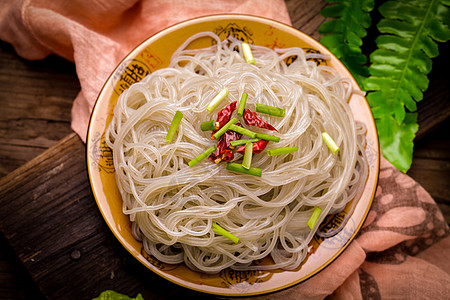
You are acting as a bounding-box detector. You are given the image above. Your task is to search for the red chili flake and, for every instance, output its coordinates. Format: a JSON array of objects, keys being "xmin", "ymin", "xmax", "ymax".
[
  {"xmin": 209, "ymin": 122, "xmax": 243, "ymax": 163},
  {"xmin": 215, "ymin": 101, "xmax": 237, "ymax": 129},
  {"xmin": 243, "ymin": 109, "xmax": 278, "ymax": 132},
  {"xmin": 209, "ymin": 147, "xmax": 234, "ymax": 163},
  {"xmin": 235, "ymin": 139, "xmax": 269, "ymax": 154},
  {"xmin": 209, "ymin": 137, "xmax": 235, "ymax": 163}
]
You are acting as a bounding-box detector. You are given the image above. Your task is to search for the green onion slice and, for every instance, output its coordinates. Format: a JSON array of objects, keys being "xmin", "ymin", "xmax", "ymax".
[
  {"xmin": 188, "ymin": 145, "xmax": 217, "ymax": 167},
  {"xmin": 226, "ymin": 162, "xmax": 262, "ymax": 177},
  {"xmin": 237, "ymin": 92, "xmax": 248, "ymax": 117},
  {"xmin": 322, "ymin": 132, "xmax": 340, "ymax": 154},
  {"xmin": 242, "ymin": 142, "xmax": 253, "ymax": 169},
  {"xmin": 255, "ymin": 103, "xmax": 285, "ymax": 117},
  {"xmin": 165, "ymin": 110, "xmax": 183, "ymax": 143},
  {"xmin": 307, "ymin": 207, "xmax": 322, "ymax": 229},
  {"xmin": 206, "ymin": 88, "xmax": 229, "ymax": 112},
  {"xmin": 200, "ymin": 120, "xmax": 216, "ymax": 131},
  {"xmin": 267, "ymin": 146, "xmax": 299, "ymax": 156},
  {"xmin": 212, "ymin": 222, "xmax": 239, "ymax": 244},
  {"xmin": 228, "ymin": 124, "xmax": 257, "ymax": 138},
  {"xmin": 212, "ymin": 117, "xmax": 238, "ymax": 140},
  {"xmin": 255, "ymin": 132, "xmax": 280, "ymax": 143},
  {"xmin": 229, "ymin": 138, "xmax": 259, "ymax": 147},
  {"xmin": 241, "ymin": 42, "xmax": 255, "ymax": 65}
]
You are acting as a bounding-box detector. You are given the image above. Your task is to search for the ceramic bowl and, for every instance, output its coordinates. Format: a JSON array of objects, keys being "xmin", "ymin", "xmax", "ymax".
[{"xmin": 86, "ymin": 14, "xmax": 379, "ymax": 297}]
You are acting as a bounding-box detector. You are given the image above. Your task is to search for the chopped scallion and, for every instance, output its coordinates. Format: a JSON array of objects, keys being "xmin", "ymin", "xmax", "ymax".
[
  {"xmin": 212, "ymin": 117, "xmax": 238, "ymax": 140},
  {"xmin": 267, "ymin": 146, "xmax": 299, "ymax": 156},
  {"xmin": 229, "ymin": 138, "xmax": 259, "ymax": 147},
  {"xmin": 165, "ymin": 110, "xmax": 183, "ymax": 143},
  {"xmin": 201, "ymin": 120, "xmax": 216, "ymax": 131},
  {"xmin": 226, "ymin": 162, "xmax": 262, "ymax": 177},
  {"xmin": 255, "ymin": 132, "xmax": 280, "ymax": 143},
  {"xmin": 242, "ymin": 142, "xmax": 253, "ymax": 169},
  {"xmin": 241, "ymin": 42, "xmax": 255, "ymax": 65},
  {"xmin": 188, "ymin": 145, "xmax": 217, "ymax": 167},
  {"xmin": 255, "ymin": 103, "xmax": 285, "ymax": 117},
  {"xmin": 307, "ymin": 207, "xmax": 322, "ymax": 229},
  {"xmin": 229, "ymin": 124, "xmax": 257, "ymax": 138},
  {"xmin": 322, "ymin": 132, "xmax": 339, "ymax": 154},
  {"xmin": 206, "ymin": 88, "xmax": 229, "ymax": 112},
  {"xmin": 212, "ymin": 222, "xmax": 239, "ymax": 244},
  {"xmin": 237, "ymin": 92, "xmax": 248, "ymax": 117}
]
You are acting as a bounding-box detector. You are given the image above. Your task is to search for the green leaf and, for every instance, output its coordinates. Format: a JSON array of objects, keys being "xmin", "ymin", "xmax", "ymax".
[
  {"xmin": 376, "ymin": 113, "xmax": 419, "ymax": 172},
  {"xmin": 319, "ymin": 0, "xmax": 375, "ymax": 88},
  {"xmin": 92, "ymin": 290, "xmax": 144, "ymax": 300},
  {"xmin": 365, "ymin": 0, "xmax": 449, "ymax": 172}
]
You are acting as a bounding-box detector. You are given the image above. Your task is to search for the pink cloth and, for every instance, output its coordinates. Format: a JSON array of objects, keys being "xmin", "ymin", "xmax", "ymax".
[{"xmin": 1, "ymin": 1, "xmax": 449, "ymax": 299}]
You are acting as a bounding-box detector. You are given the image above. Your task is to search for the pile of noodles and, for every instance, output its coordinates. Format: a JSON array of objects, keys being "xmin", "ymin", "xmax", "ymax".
[{"xmin": 105, "ymin": 32, "xmax": 368, "ymax": 273}]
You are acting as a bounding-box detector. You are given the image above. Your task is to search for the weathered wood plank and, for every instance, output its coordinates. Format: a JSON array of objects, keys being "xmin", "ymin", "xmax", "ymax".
[
  {"xmin": 0, "ymin": 40, "xmax": 80, "ymax": 300},
  {"xmin": 408, "ymin": 118, "xmax": 450, "ymax": 223},
  {"xmin": 0, "ymin": 233, "xmax": 45, "ymax": 300},
  {"xmin": 0, "ymin": 41, "xmax": 80, "ymax": 178},
  {"xmin": 0, "ymin": 134, "xmax": 132, "ymax": 299}
]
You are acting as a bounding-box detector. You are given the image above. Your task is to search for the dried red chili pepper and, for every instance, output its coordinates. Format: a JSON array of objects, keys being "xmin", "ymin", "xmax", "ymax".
[
  {"xmin": 223, "ymin": 129, "xmax": 242, "ymax": 148},
  {"xmin": 243, "ymin": 109, "xmax": 278, "ymax": 132},
  {"xmin": 209, "ymin": 147, "xmax": 234, "ymax": 163},
  {"xmin": 209, "ymin": 122, "xmax": 243, "ymax": 163},
  {"xmin": 235, "ymin": 139, "xmax": 269, "ymax": 154},
  {"xmin": 209, "ymin": 135, "xmax": 235, "ymax": 163},
  {"xmin": 215, "ymin": 101, "xmax": 237, "ymax": 129}
]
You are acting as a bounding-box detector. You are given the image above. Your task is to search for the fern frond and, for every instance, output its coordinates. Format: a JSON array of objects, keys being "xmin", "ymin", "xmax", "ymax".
[
  {"xmin": 365, "ymin": 0, "xmax": 450, "ymax": 172},
  {"xmin": 318, "ymin": 0, "xmax": 374, "ymax": 88}
]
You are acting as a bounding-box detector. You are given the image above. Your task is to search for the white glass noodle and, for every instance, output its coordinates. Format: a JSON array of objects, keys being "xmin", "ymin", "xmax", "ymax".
[{"xmin": 105, "ymin": 32, "xmax": 368, "ymax": 273}]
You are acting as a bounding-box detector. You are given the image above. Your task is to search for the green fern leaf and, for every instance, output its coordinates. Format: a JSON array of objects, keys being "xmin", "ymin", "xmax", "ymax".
[
  {"xmin": 377, "ymin": 113, "xmax": 419, "ymax": 172},
  {"xmin": 318, "ymin": 0, "xmax": 375, "ymax": 88},
  {"xmin": 365, "ymin": 0, "xmax": 449, "ymax": 172}
]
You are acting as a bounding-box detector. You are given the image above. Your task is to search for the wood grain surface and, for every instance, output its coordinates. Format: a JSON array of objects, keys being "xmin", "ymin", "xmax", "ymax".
[
  {"xmin": 0, "ymin": 0, "xmax": 449, "ymax": 299},
  {"xmin": 0, "ymin": 42, "xmax": 79, "ymax": 178}
]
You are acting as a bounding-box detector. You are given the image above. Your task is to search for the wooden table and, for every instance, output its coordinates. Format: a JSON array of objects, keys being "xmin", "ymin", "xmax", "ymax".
[{"xmin": 1, "ymin": 1, "xmax": 449, "ymax": 299}]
